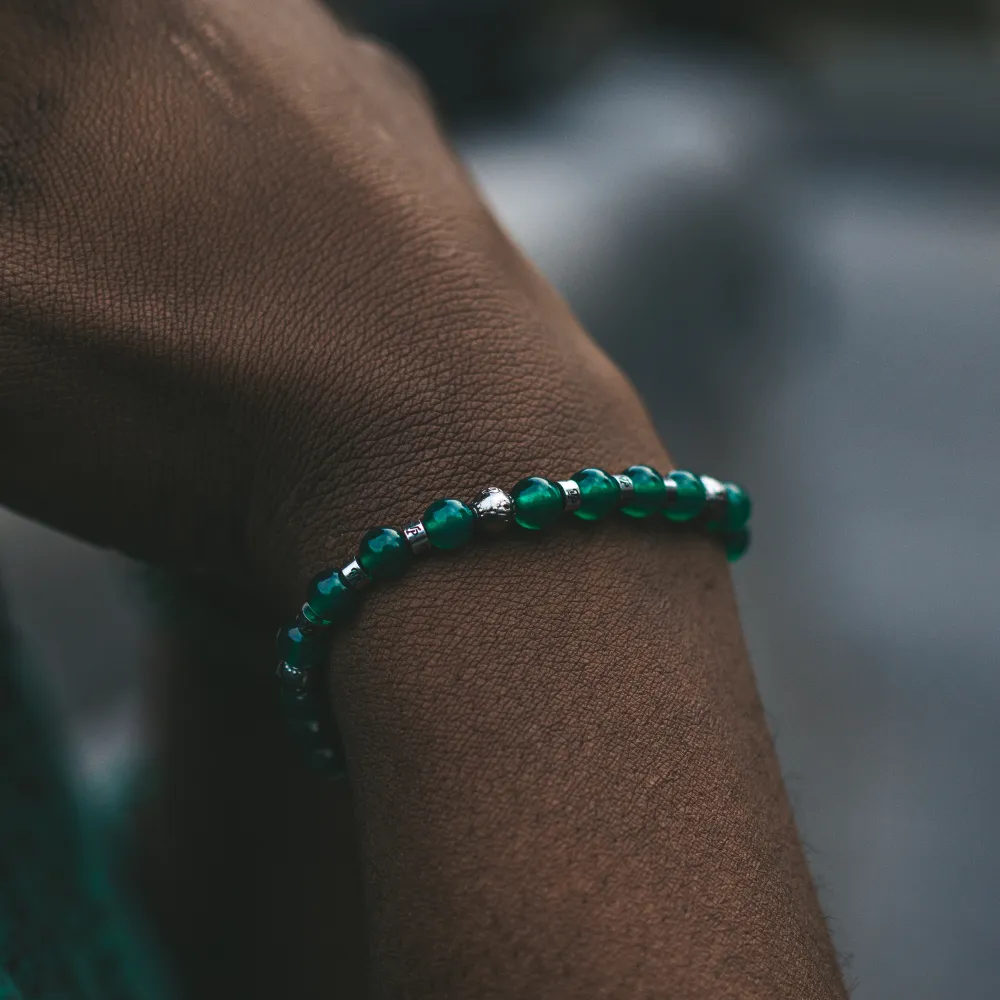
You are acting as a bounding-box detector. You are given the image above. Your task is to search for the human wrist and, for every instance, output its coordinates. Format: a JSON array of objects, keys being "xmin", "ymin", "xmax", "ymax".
[
  {"xmin": 305, "ymin": 500, "xmax": 841, "ymax": 998},
  {"xmin": 241, "ymin": 316, "xmax": 842, "ymax": 995},
  {"xmin": 274, "ymin": 439, "xmax": 754, "ymax": 781},
  {"xmin": 245, "ymin": 307, "xmax": 672, "ymax": 610}
]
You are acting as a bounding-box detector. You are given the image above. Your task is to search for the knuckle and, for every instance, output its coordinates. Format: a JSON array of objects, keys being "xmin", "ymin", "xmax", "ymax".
[{"xmin": 350, "ymin": 34, "xmax": 434, "ymax": 107}]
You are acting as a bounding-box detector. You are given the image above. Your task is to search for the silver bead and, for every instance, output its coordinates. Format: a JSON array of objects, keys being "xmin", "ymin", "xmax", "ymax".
[
  {"xmin": 470, "ymin": 486, "xmax": 513, "ymax": 533},
  {"xmin": 663, "ymin": 474, "xmax": 678, "ymax": 502},
  {"xmin": 403, "ymin": 520, "xmax": 432, "ymax": 555},
  {"xmin": 700, "ymin": 475, "xmax": 728, "ymax": 521},
  {"xmin": 277, "ymin": 661, "xmax": 310, "ymax": 691},
  {"xmin": 295, "ymin": 607, "xmax": 326, "ymax": 635},
  {"xmin": 557, "ymin": 480, "xmax": 582, "ymax": 513},
  {"xmin": 613, "ymin": 474, "xmax": 634, "ymax": 507},
  {"xmin": 340, "ymin": 558, "xmax": 371, "ymax": 591}
]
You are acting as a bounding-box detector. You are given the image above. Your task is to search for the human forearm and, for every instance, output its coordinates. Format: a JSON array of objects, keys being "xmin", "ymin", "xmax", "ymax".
[{"xmin": 306, "ymin": 458, "xmax": 845, "ymax": 998}]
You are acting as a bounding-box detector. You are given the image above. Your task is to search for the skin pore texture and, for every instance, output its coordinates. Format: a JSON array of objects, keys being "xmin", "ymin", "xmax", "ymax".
[{"xmin": 0, "ymin": 1, "xmax": 848, "ymax": 997}]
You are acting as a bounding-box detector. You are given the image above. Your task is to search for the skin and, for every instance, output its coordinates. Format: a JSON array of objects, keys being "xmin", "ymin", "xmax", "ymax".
[{"xmin": 0, "ymin": 1, "xmax": 848, "ymax": 997}]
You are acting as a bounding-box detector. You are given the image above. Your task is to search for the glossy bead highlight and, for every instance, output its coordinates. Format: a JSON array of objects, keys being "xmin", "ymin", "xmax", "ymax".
[
  {"xmin": 358, "ymin": 526, "xmax": 411, "ymax": 582},
  {"xmin": 620, "ymin": 465, "xmax": 667, "ymax": 518},
  {"xmin": 512, "ymin": 477, "xmax": 564, "ymax": 530},
  {"xmin": 423, "ymin": 498, "xmax": 475, "ymax": 550},
  {"xmin": 573, "ymin": 468, "xmax": 620, "ymax": 521},
  {"xmin": 303, "ymin": 569, "xmax": 356, "ymax": 626},
  {"xmin": 723, "ymin": 482, "xmax": 752, "ymax": 533},
  {"xmin": 664, "ymin": 470, "xmax": 707, "ymax": 522},
  {"xmin": 276, "ymin": 624, "xmax": 326, "ymax": 670}
]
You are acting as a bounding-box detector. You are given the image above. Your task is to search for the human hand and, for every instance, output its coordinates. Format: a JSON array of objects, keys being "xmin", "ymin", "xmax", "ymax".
[{"xmin": 0, "ymin": 0, "xmax": 663, "ymax": 601}]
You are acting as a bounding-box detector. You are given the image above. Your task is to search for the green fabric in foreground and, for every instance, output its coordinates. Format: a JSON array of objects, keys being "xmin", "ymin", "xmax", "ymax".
[{"xmin": 0, "ymin": 597, "xmax": 169, "ymax": 1000}]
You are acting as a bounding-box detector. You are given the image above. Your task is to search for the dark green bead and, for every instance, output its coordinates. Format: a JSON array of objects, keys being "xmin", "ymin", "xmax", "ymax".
[
  {"xmin": 276, "ymin": 625, "xmax": 325, "ymax": 669},
  {"xmin": 620, "ymin": 465, "xmax": 667, "ymax": 518},
  {"xmin": 723, "ymin": 527, "xmax": 751, "ymax": 563},
  {"xmin": 358, "ymin": 526, "xmax": 411, "ymax": 582},
  {"xmin": 294, "ymin": 712, "xmax": 329, "ymax": 753},
  {"xmin": 303, "ymin": 569, "xmax": 356, "ymax": 626},
  {"xmin": 280, "ymin": 679, "xmax": 327, "ymax": 732},
  {"xmin": 310, "ymin": 744, "xmax": 347, "ymax": 777},
  {"xmin": 281, "ymin": 684, "xmax": 319, "ymax": 723},
  {"xmin": 300, "ymin": 604, "xmax": 325, "ymax": 628},
  {"xmin": 723, "ymin": 482, "xmax": 752, "ymax": 533},
  {"xmin": 423, "ymin": 498, "xmax": 474, "ymax": 550},
  {"xmin": 573, "ymin": 468, "xmax": 620, "ymax": 521},
  {"xmin": 279, "ymin": 673, "xmax": 347, "ymax": 776},
  {"xmin": 512, "ymin": 477, "xmax": 564, "ymax": 530},
  {"xmin": 664, "ymin": 470, "xmax": 707, "ymax": 523}
]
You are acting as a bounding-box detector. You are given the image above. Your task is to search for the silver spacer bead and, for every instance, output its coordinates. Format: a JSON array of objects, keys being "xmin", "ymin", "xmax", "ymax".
[
  {"xmin": 700, "ymin": 475, "xmax": 728, "ymax": 521},
  {"xmin": 277, "ymin": 661, "xmax": 311, "ymax": 691},
  {"xmin": 340, "ymin": 559, "xmax": 371, "ymax": 591},
  {"xmin": 470, "ymin": 486, "xmax": 513, "ymax": 534},
  {"xmin": 613, "ymin": 474, "xmax": 634, "ymax": 507},
  {"xmin": 295, "ymin": 606, "xmax": 327, "ymax": 636},
  {"xmin": 557, "ymin": 479, "xmax": 582, "ymax": 513},
  {"xmin": 403, "ymin": 520, "xmax": 432, "ymax": 555}
]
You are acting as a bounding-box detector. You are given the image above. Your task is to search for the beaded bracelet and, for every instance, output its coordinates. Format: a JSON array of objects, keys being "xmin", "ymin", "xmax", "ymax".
[{"xmin": 276, "ymin": 467, "xmax": 751, "ymax": 776}]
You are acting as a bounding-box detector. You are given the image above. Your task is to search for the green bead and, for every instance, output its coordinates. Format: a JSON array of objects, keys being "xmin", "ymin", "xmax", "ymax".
[
  {"xmin": 620, "ymin": 465, "xmax": 667, "ymax": 518},
  {"xmin": 357, "ymin": 526, "xmax": 411, "ymax": 582},
  {"xmin": 281, "ymin": 684, "xmax": 328, "ymax": 740},
  {"xmin": 292, "ymin": 707, "xmax": 328, "ymax": 752},
  {"xmin": 279, "ymin": 670, "xmax": 347, "ymax": 775},
  {"xmin": 573, "ymin": 468, "xmax": 620, "ymax": 521},
  {"xmin": 664, "ymin": 470, "xmax": 707, "ymax": 522},
  {"xmin": 303, "ymin": 569, "xmax": 356, "ymax": 626},
  {"xmin": 512, "ymin": 477, "xmax": 563, "ymax": 530},
  {"xmin": 309, "ymin": 743, "xmax": 347, "ymax": 777},
  {"xmin": 281, "ymin": 683, "xmax": 319, "ymax": 723},
  {"xmin": 276, "ymin": 624, "xmax": 325, "ymax": 669},
  {"xmin": 723, "ymin": 528, "xmax": 751, "ymax": 563},
  {"xmin": 723, "ymin": 482, "xmax": 752, "ymax": 533},
  {"xmin": 423, "ymin": 498, "xmax": 474, "ymax": 550}
]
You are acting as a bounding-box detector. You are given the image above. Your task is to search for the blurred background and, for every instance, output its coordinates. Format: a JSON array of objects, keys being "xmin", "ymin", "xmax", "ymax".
[{"xmin": 2, "ymin": 0, "xmax": 999, "ymax": 996}]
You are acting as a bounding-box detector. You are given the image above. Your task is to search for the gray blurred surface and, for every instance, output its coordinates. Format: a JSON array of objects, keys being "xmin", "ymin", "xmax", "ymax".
[
  {"xmin": 1, "ymin": 38, "xmax": 998, "ymax": 1000},
  {"xmin": 739, "ymin": 168, "xmax": 1000, "ymax": 1000},
  {"xmin": 464, "ymin": 47, "xmax": 1000, "ymax": 1000},
  {"xmin": 0, "ymin": 513, "xmax": 148, "ymax": 797}
]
